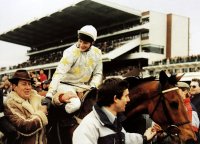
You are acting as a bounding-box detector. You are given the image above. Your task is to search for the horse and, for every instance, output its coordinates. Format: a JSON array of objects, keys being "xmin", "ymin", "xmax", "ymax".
[
  {"xmin": 122, "ymin": 71, "xmax": 196, "ymax": 143},
  {"xmin": 46, "ymin": 70, "xmax": 196, "ymax": 144}
]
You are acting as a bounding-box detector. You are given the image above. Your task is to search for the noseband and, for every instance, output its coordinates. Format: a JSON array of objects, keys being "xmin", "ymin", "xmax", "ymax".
[{"xmin": 149, "ymin": 85, "xmax": 190, "ymax": 137}]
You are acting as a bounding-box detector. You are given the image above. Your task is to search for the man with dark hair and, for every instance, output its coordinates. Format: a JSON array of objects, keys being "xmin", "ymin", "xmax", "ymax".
[
  {"xmin": 189, "ymin": 78, "xmax": 200, "ymax": 143},
  {"xmin": 190, "ymin": 78, "xmax": 200, "ymax": 118},
  {"xmin": 73, "ymin": 78, "xmax": 156, "ymax": 144}
]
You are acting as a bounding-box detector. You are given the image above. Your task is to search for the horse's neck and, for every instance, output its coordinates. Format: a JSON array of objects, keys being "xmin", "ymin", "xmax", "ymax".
[
  {"xmin": 78, "ymin": 95, "xmax": 97, "ymax": 119},
  {"xmin": 127, "ymin": 90, "xmax": 149, "ymax": 116}
]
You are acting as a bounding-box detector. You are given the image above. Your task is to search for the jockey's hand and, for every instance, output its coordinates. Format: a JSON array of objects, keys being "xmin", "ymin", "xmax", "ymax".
[
  {"xmin": 59, "ymin": 92, "xmax": 77, "ymax": 103},
  {"xmin": 152, "ymin": 123, "xmax": 163, "ymax": 133},
  {"xmin": 41, "ymin": 97, "xmax": 52, "ymax": 110},
  {"xmin": 144, "ymin": 127, "xmax": 157, "ymax": 141}
]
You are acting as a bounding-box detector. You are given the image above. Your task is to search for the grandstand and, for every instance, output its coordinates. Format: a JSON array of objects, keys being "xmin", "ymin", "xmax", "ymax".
[
  {"xmin": 0, "ymin": 0, "xmax": 190, "ymax": 79},
  {"xmin": 143, "ymin": 55, "xmax": 200, "ymax": 81}
]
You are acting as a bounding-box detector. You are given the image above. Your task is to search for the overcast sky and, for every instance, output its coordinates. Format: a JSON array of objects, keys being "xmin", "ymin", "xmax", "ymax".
[{"xmin": 0, "ymin": 0, "xmax": 200, "ymax": 67}]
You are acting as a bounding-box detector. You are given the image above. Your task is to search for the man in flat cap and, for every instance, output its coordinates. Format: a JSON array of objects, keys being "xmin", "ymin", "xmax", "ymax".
[{"xmin": 178, "ymin": 81, "xmax": 199, "ymax": 142}]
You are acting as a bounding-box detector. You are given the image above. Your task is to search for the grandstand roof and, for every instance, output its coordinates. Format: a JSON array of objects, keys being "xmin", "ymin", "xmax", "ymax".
[{"xmin": 0, "ymin": 0, "xmax": 141, "ymax": 49}]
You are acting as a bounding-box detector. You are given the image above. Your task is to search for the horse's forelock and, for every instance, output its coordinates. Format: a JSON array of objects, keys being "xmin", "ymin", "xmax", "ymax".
[
  {"xmin": 168, "ymin": 74, "xmax": 178, "ymax": 85},
  {"xmin": 159, "ymin": 71, "xmax": 178, "ymax": 87}
]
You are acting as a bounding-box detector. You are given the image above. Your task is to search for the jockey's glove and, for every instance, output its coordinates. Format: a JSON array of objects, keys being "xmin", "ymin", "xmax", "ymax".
[{"xmin": 41, "ymin": 97, "xmax": 52, "ymax": 110}]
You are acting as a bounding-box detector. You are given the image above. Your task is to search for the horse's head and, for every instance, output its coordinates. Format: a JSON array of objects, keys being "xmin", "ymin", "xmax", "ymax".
[
  {"xmin": 125, "ymin": 70, "xmax": 196, "ymax": 142},
  {"xmin": 153, "ymin": 71, "xmax": 196, "ymax": 142}
]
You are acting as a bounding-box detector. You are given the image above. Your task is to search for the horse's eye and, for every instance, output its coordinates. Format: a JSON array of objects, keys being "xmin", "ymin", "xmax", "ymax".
[{"xmin": 169, "ymin": 101, "xmax": 179, "ymax": 109}]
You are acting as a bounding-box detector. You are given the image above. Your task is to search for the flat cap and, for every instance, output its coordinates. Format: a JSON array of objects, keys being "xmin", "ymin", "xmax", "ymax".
[{"xmin": 177, "ymin": 82, "xmax": 189, "ymax": 88}]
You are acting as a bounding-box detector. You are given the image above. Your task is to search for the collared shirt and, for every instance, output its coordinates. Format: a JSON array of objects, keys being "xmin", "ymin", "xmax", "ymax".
[{"xmin": 101, "ymin": 106, "xmax": 116, "ymax": 124}]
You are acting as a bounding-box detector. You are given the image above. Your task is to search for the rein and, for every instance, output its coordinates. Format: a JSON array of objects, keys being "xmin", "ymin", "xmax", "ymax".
[{"xmin": 149, "ymin": 85, "xmax": 190, "ymax": 137}]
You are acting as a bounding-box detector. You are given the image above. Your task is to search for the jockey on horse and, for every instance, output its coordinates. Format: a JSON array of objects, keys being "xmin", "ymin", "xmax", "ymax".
[{"xmin": 41, "ymin": 25, "xmax": 103, "ymax": 144}]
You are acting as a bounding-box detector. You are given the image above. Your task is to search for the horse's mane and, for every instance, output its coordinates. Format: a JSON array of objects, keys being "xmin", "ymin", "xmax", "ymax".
[{"xmin": 125, "ymin": 76, "xmax": 156, "ymax": 88}]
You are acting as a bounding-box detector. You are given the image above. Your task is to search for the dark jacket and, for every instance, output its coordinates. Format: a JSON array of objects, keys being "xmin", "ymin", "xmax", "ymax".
[
  {"xmin": 191, "ymin": 94, "xmax": 200, "ymax": 119},
  {"xmin": 0, "ymin": 88, "xmax": 18, "ymax": 144}
]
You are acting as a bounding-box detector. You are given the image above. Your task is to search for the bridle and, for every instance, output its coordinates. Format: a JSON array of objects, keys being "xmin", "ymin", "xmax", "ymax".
[{"xmin": 149, "ymin": 84, "xmax": 190, "ymax": 138}]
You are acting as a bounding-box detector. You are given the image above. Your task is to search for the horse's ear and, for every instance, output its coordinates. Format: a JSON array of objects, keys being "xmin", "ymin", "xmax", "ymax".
[
  {"xmin": 176, "ymin": 73, "xmax": 185, "ymax": 82},
  {"xmin": 159, "ymin": 70, "xmax": 168, "ymax": 85}
]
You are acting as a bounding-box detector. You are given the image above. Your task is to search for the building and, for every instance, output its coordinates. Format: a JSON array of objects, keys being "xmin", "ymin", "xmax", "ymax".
[{"xmin": 0, "ymin": 0, "xmax": 190, "ymax": 79}]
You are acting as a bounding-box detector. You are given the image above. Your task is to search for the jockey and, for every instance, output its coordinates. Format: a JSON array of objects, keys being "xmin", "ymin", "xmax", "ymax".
[{"xmin": 42, "ymin": 25, "xmax": 103, "ymax": 114}]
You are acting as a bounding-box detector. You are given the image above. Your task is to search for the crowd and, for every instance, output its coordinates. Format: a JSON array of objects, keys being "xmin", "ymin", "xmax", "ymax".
[
  {"xmin": 1, "ymin": 28, "xmax": 141, "ymax": 71},
  {"xmin": 27, "ymin": 21, "xmax": 141, "ymax": 53},
  {"xmin": 0, "ymin": 25, "xmax": 200, "ymax": 144},
  {"xmin": 152, "ymin": 55, "xmax": 200, "ymax": 66},
  {"xmin": 10, "ymin": 35, "xmax": 137, "ymax": 70}
]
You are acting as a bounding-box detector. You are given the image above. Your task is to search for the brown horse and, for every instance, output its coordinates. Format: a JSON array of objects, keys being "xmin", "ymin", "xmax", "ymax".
[
  {"xmin": 46, "ymin": 71, "xmax": 196, "ymax": 144},
  {"xmin": 123, "ymin": 71, "xmax": 196, "ymax": 143}
]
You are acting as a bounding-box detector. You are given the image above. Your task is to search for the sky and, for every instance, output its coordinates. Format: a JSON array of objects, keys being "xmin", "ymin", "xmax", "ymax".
[{"xmin": 0, "ymin": 0, "xmax": 200, "ymax": 67}]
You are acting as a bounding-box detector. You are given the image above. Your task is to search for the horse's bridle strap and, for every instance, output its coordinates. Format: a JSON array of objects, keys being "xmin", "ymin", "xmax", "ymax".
[
  {"xmin": 162, "ymin": 87, "xmax": 179, "ymax": 94},
  {"xmin": 150, "ymin": 86, "xmax": 179, "ymax": 121}
]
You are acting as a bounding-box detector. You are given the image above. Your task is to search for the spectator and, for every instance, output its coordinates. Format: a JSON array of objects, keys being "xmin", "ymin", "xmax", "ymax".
[
  {"xmin": 29, "ymin": 71, "xmax": 42, "ymax": 92},
  {"xmin": 4, "ymin": 69, "xmax": 48, "ymax": 144},
  {"xmin": 39, "ymin": 69, "xmax": 47, "ymax": 82},
  {"xmin": 1, "ymin": 75, "xmax": 8, "ymax": 83},
  {"xmin": 41, "ymin": 79, "xmax": 51, "ymax": 91},
  {"xmin": 73, "ymin": 77, "xmax": 156, "ymax": 144},
  {"xmin": 38, "ymin": 79, "xmax": 51, "ymax": 97},
  {"xmin": 190, "ymin": 78, "xmax": 200, "ymax": 119},
  {"xmin": 0, "ymin": 87, "xmax": 18, "ymax": 144},
  {"xmin": 2, "ymin": 80, "xmax": 12, "ymax": 102},
  {"xmin": 178, "ymin": 82, "xmax": 199, "ymax": 141}
]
